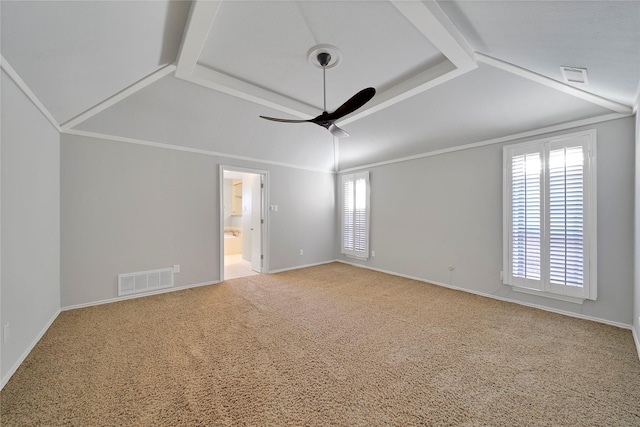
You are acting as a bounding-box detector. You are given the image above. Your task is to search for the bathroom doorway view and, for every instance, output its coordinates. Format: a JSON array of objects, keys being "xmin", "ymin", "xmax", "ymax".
[{"xmin": 221, "ymin": 167, "xmax": 267, "ymax": 280}]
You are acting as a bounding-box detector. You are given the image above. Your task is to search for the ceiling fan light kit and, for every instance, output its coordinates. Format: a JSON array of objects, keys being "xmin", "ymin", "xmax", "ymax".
[{"xmin": 260, "ymin": 45, "xmax": 375, "ymax": 138}]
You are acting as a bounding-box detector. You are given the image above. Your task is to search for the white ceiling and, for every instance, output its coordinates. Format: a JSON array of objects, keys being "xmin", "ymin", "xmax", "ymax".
[
  {"xmin": 1, "ymin": 0, "xmax": 638, "ymax": 171},
  {"xmin": 437, "ymin": 0, "xmax": 640, "ymax": 107},
  {"xmin": 1, "ymin": 0, "xmax": 191, "ymax": 124}
]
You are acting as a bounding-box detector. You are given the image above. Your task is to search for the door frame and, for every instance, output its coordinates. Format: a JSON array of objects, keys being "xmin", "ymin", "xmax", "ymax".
[{"xmin": 219, "ymin": 165, "xmax": 269, "ymax": 281}]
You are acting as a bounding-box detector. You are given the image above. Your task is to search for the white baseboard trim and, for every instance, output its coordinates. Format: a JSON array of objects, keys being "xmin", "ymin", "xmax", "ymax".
[
  {"xmin": 336, "ymin": 260, "xmax": 633, "ymax": 331},
  {"xmin": 633, "ymin": 326, "xmax": 640, "ymax": 362},
  {"xmin": 268, "ymin": 260, "xmax": 337, "ymax": 274},
  {"xmin": 1, "ymin": 309, "xmax": 61, "ymax": 390},
  {"xmin": 61, "ymin": 280, "xmax": 220, "ymax": 311}
]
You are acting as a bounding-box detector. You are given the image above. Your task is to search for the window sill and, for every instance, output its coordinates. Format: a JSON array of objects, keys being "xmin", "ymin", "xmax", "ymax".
[
  {"xmin": 511, "ymin": 286, "xmax": 586, "ymax": 304},
  {"xmin": 344, "ymin": 254, "xmax": 369, "ymax": 261}
]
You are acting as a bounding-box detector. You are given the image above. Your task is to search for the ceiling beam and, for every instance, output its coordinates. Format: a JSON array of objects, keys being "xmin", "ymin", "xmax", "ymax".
[
  {"xmin": 339, "ymin": 59, "xmax": 458, "ymax": 126},
  {"xmin": 477, "ymin": 53, "xmax": 632, "ymax": 114},
  {"xmin": 389, "ymin": 0, "xmax": 476, "ymax": 72},
  {"xmin": 340, "ymin": 0, "xmax": 478, "ymax": 125},
  {"xmin": 1, "ymin": 56, "xmax": 61, "ymax": 131},
  {"xmin": 62, "ymin": 64, "xmax": 177, "ymax": 130},
  {"xmin": 174, "ymin": 0, "xmax": 479, "ymax": 126},
  {"xmin": 175, "ymin": 0, "xmax": 221, "ymax": 79},
  {"xmin": 187, "ymin": 65, "xmax": 319, "ymax": 119}
]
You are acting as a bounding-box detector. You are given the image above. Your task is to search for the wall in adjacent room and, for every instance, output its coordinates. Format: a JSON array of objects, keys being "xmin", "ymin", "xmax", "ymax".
[
  {"xmin": 60, "ymin": 133, "xmax": 336, "ymax": 308},
  {"xmin": 1, "ymin": 70, "xmax": 61, "ymax": 386},
  {"xmin": 339, "ymin": 116, "xmax": 635, "ymax": 326}
]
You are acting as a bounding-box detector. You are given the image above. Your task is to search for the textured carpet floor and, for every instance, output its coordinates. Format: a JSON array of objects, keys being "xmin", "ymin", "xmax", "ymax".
[{"xmin": 2, "ymin": 263, "xmax": 639, "ymax": 426}]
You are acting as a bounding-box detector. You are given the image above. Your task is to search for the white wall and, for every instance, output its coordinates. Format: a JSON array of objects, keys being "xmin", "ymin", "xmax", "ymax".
[
  {"xmin": 241, "ymin": 174, "xmax": 254, "ymax": 263},
  {"xmin": 339, "ymin": 117, "xmax": 635, "ymax": 326},
  {"xmin": 60, "ymin": 133, "xmax": 336, "ymax": 308},
  {"xmin": 1, "ymin": 70, "xmax": 61, "ymax": 386},
  {"xmin": 223, "ymin": 179, "xmax": 233, "ymax": 227},
  {"xmin": 634, "ymin": 111, "xmax": 640, "ymax": 354}
]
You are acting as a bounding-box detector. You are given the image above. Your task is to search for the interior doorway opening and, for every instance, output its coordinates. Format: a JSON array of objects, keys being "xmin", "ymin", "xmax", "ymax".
[{"xmin": 220, "ymin": 167, "xmax": 267, "ymax": 280}]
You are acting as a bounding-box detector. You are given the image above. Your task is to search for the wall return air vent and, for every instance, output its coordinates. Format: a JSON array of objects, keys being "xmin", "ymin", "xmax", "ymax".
[{"xmin": 118, "ymin": 268, "xmax": 174, "ymax": 296}]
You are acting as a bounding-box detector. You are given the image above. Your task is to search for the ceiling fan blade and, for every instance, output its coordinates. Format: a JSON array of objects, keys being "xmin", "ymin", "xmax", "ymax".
[
  {"xmin": 328, "ymin": 123, "xmax": 350, "ymax": 138},
  {"xmin": 325, "ymin": 87, "xmax": 376, "ymax": 121},
  {"xmin": 260, "ymin": 115, "xmax": 310, "ymax": 123}
]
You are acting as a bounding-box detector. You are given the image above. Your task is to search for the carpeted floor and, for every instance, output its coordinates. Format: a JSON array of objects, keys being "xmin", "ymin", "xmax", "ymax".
[{"xmin": 2, "ymin": 263, "xmax": 639, "ymax": 426}]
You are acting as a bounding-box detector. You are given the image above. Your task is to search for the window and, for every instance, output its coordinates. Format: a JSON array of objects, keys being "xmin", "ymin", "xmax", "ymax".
[
  {"xmin": 342, "ymin": 171, "xmax": 370, "ymax": 259},
  {"xmin": 503, "ymin": 130, "xmax": 597, "ymax": 302}
]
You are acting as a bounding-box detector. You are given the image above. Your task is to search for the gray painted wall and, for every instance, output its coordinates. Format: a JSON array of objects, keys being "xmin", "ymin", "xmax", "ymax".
[
  {"xmin": 60, "ymin": 134, "xmax": 336, "ymax": 307},
  {"xmin": 1, "ymin": 70, "xmax": 61, "ymax": 383},
  {"xmin": 339, "ymin": 117, "xmax": 635, "ymax": 326}
]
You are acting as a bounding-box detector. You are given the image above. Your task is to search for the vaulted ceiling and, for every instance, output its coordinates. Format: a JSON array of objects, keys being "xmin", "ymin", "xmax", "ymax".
[{"xmin": 2, "ymin": 1, "xmax": 639, "ymax": 171}]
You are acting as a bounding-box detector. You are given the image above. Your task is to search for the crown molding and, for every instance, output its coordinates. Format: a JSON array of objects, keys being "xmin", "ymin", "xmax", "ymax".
[
  {"xmin": 61, "ymin": 128, "xmax": 335, "ymax": 174},
  {"xmin": 338, "ymin": 112, "xmax": 630, "ymax": 174}
]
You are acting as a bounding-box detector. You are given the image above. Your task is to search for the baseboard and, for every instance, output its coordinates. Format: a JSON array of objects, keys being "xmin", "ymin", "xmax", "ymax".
[
  {"xmin": 8, "ymin": 263, "xmax": 636, "ymax": 393},
  {"xmin": 63, "ymin": 262, "xmax": 341, "ymax": 311},
  {"xmin": 61, "ymin": 280, "xmax": 220, "ymax": 311},
  {"xmin": 336, "ymin": 260, "xmax": 633, "ymax": 331},
  {"xmin": 268, "ymin": 259, "xmax": 337, "ymax": 274},
  {"xmin": 1, "ymin": 308, "xmax": 61, "ymax": 390}
]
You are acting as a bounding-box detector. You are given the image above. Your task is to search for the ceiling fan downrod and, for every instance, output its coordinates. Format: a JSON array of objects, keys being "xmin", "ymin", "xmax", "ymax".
[
  {"xmin": 258, "ymin": 49, "xmax": 376, "ymax": 139},
  {"xmin": 317, "ymin": 52, "xmax": 331, "ymax": 113}
]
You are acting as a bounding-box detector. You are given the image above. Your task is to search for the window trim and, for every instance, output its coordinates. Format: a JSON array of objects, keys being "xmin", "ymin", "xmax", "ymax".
[
  {"xmin": 341, "ymin": 171, "xmax": 370, "ymax": 260},
  {"xmin": 503, "ymin": 130, "xmax": 597, "ymax": 302}
]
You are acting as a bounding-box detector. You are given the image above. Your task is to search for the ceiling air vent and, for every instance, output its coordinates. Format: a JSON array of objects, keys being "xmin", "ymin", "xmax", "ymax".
[{"xmin": 560, "ymin": 66, "xmax": 589, "ymax": 85}]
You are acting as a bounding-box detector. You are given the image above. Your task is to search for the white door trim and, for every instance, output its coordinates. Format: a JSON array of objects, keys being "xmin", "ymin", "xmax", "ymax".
[{"xmin": 219, "ymin": 165, "xmax": 269, "ymax": 281}]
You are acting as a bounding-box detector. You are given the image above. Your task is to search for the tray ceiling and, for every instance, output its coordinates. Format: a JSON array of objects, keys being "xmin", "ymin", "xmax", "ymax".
[{"xmin": 1, "ymin": 0, "xmax": 638, "ymax": 171}]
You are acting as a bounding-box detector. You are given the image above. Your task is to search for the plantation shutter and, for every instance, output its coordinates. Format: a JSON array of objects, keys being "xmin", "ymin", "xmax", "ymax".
[
  {"xmin": 343, "ymin": 179, "xmax": 355, "ymax": 252},
  {"xmin": 342, "ymin": 172, "xmax": 369, "ymax": 258},
  {"xmin": 503, "ymin": 131, "xmax": 596, "ymax": 301},
  {"xmin": 548, "ymin": 146, "xmax": 584, "ymax": 288},
  {"xmin": 511, "ymin": 151, "xmax": 542, "ymax": 284}
]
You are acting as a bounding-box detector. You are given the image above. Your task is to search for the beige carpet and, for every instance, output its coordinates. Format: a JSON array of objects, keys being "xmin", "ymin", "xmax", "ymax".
[{"xmin": 2, "ymin": 263, "xmax": 639, "ymax": 426}]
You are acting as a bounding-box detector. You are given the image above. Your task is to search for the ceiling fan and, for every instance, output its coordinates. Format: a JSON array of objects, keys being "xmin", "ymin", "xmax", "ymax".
[{"xmin": 260, "ymin": 51, "xmax": 375, "ymax": 138}]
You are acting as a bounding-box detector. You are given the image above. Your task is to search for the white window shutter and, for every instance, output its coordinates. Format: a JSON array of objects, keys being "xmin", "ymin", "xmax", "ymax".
[
  {"xmin": 503, "ymin": 130, "xmax": 596, "ymax": 302},
  {"xmin": 342, "ymin": 172, "xmax": 370, "ymax": 259},
  {"xmin": 548, "ymin": 146, "xmax": 584, "ymax": 288},
  {"xmin": 343, "ymin": 178, "xmax": 355, "ymax": 252},
  {"xmin": 511, "ymin": 151, "xmax": 542, "ymax": 285}
]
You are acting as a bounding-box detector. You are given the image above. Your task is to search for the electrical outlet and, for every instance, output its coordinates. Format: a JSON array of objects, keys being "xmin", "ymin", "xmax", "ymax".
[
  {"xmin": 371, "ymin": 250, "xmax": 376, "ymax": 257},
  {"xmin": 3, "ymin": 324, "xmax": 10, "ymax": 344},
  {"xmin": 173, "ymin": 265, "xmax": 180, "ymax": 273},
  {"xmin": 299, "ymin": 249, "xmax": 304, "ymax": 256}
]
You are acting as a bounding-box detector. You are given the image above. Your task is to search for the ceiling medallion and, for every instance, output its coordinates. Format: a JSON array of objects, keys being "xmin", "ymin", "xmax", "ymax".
[{"xmin": 307, "ymin": 44, "xmax": 342, "ymax": 69}]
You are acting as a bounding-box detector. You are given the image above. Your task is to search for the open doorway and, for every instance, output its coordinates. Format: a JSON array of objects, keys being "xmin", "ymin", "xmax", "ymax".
[{"xmin": 220, "ymin": 166, "xmax": 268, "ymax": 280}]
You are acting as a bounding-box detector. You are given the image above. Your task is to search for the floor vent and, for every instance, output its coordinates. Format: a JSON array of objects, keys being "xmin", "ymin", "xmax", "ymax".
[{"xmin": 118, "ymin": 268, "xmax": 174, "ymax": 296}]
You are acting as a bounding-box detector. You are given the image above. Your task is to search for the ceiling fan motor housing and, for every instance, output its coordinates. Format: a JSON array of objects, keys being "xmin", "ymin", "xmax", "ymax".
[{"xmin": 317, "ymin": 52, "xmax": 331, "ymax": 67}]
